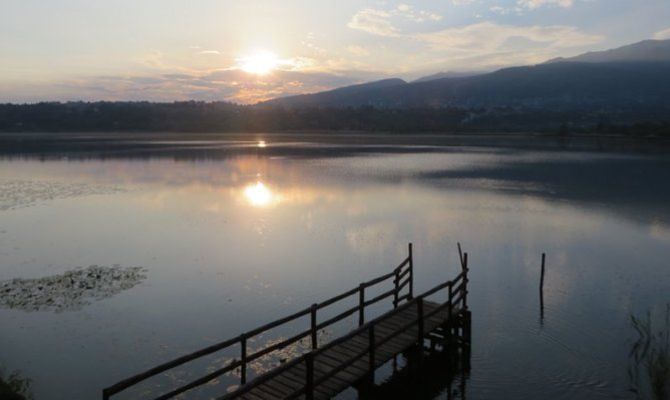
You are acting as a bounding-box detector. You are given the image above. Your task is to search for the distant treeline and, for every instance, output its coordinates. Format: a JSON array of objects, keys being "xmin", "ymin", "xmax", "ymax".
[{"xmin": 1, "ymin": 101, "xmax": 669, "ymax": 136}]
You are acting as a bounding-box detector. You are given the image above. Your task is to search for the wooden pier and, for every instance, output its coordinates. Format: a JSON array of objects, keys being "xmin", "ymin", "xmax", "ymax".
[{"xmin": 103, "ymin": 244, "xmax": 471, "ymax": 400}]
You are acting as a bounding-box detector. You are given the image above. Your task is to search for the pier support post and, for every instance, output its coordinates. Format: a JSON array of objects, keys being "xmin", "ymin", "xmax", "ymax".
[
  {"xmin": 417, "ymin": 298, "xmax": 425, "ymax": 364},
  {"xmin": 462, "ymin": 310, "xmax": 472, "ymax": 371},
  {"xmin": 305, "ymin": 352, "xmax": 314, "ymax": 400},
  {"xmin": 368, "ymin": 325, "xmax": 376, "ymax": 385},
  {"xmin": 443, "ymin": 281, "xmax": 454, "ymax": 350}
]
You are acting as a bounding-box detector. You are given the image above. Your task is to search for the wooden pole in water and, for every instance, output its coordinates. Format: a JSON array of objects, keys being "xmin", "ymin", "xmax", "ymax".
[
  {"xmin": 540, "ymin": 253, "xmax": 546, "ymax": 322},
  {"xmin": 540, "ymin": 253, "xmax": 546, "ymax": 295}
]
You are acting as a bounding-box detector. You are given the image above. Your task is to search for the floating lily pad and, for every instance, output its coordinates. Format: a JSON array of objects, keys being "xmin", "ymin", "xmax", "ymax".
[
  {"xmin": 0, "ymin": 180, "xmax": 124, "ymax": 211},
  {"xmin": 0, "ymin": 265, "xmax": 146, "ymax": 312}
]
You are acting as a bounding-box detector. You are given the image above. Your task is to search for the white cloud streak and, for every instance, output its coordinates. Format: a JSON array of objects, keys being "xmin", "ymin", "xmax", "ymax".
[
  {"xmin": 348, "ymin": 9, "xmax": 399, "ymax": 36},
  {"xmin": 517, "ymin": 0, "xmax": 575, "ymax": 9},
  {"xmin": 348, "ymin": 4, "xmax": 442, "ymax": 37},
  {"xmin": 415, "ymin": 22, "xmax": 604, "ymax": 51},
  {"xmin": 654, "ymin": 27, "xmax": 670, "ymax": 40}
]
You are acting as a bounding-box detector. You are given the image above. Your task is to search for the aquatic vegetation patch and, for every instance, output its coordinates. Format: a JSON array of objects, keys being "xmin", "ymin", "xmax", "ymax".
[
  {"xmin": 0, "ymin": 369, "xmax": 33, "ymax": 400},
  {"xmin": 0, "ymin": 265, "xmax": 146, "ymax": 312},
  {"xmin": 629, "ymin": 305, "xmax": 670, "ymax": 400},
  {"xmin": 0, "ymin": 180, "xmax": 124, "ymax": 211}
]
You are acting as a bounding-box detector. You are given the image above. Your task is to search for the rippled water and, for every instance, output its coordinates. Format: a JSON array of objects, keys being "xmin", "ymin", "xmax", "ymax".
[{"xmin": 0, "ymin": 133, "xmax": 668, "ymax": 399}]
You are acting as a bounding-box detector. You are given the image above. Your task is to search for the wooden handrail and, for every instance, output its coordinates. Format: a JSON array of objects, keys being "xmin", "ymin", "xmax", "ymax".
[
  {"xmin": 102, "ymin": 335, "xmax": 241, "ymax": 398},
  {"xmin": 316, "ymin": 286, "xmax": 358, "ymax": 309},
  {"xmin": 149, "ymin": 359, "xmax": 242, "ymax": 400},
  {"xmin": 315, "ymin": 306, "xmax": 359, "ymax": 331},
  {"xmin": 246, "ymin": 328, "xmax": 311, "ymax": 363},
  {"xmin": 219, "ymin": 271, "xmax": 463, "ymax": 400},
  {"xmin": 363, "ymin": 287, "xmax": 396, "ymax": 308},
  {"xmin": 103, "ymin": 245, "xmax": 415, "ymax": 400}
]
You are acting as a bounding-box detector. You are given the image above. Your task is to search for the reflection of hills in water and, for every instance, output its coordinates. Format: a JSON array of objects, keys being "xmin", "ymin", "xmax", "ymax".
[
  {"xmin": 0, "ymin": 265, "xmax": 146, "ymax": 312},
  {"xmin": 0, "ymin": 180, "xmax": 123, "ymax": 211}
]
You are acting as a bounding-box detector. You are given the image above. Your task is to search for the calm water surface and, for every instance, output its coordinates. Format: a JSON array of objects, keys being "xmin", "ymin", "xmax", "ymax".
[{"xmin": 0, "ymin": 134, "xmax": 669, "ymax": 399}]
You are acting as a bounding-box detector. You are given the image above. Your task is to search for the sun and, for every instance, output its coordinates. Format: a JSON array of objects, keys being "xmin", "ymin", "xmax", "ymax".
[{"xmin": 238, "ymin": 50, "xmax": 280, "ymax": 75}]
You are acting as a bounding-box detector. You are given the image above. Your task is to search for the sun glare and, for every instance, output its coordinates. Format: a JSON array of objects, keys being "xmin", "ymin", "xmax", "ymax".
[
  {"xmin": 244, "ymin": 181, "xmax": 274, "ymax": 207},
  {"xmin": 239, "ymin": 50, "xmax": 280, "ymax": 75}
]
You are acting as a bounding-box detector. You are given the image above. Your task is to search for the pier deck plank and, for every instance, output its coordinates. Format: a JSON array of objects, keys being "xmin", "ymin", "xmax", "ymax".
[{"xmin": 236, "ymin": 300, "xmax": 458, "ymax": 400}]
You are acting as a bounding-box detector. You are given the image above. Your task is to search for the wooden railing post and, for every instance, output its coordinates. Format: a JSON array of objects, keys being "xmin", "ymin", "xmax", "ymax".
[
  {"xmin": 358, "ymin": 284, "xmax": 365, "ymax": 326},
  {"xmin": 393, "ymin": 269, "xmax": 400, "ymax": 309},
  {"xmin": 240, "ymin": 334, "xmax": 247, "ymax": 385},
  {"xmin": 445, "ymin": 281, "xmax": 453, "ymax": 347},
  {"xmin": 417, "ymin": 298, "xmax": 424, "ymax": 341},
  {"xmin": 368, "ymin": 325, "xmax": 376, "ymax": 375},
  {"xmin": 310, "ymin": 304, "xmax": 318, "ymax": 350},
  {"xmin": 408, "ymin": 243, "xmax": 414, "ymax": 300},
  {"xmin": 305, "ymin": 352, "xmax": 314, "ymax": 400},
  {"xmin": 462, "ymin": 253, "xmax": 468, "ymax": 310}
]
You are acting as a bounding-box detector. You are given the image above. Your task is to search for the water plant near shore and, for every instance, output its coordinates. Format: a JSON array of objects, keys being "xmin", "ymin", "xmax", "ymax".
[
  {"xmin": 0, "ymin": 369, "xmax": 33, "ymax": 400},
  {"xmin": 629, "ymin": 305, "xmax": 670, "ymax": 400}
]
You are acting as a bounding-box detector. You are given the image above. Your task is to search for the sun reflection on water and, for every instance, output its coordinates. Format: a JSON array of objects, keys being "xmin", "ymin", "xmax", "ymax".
[{"xmin": 243, "ymin": 181, "xmax": 276, "ymax": 207}]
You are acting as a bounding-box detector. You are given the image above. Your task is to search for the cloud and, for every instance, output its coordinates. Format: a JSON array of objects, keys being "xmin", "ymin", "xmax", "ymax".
[
  {"xmin": 197, "ymin": 50, "xmax": 221, "ymax": 55},
  {"xmin": 346, "ymin": 45, "xmax": 370, "ymax": 56},
  {"xmin": 395, "ymin": 4, "xmax": 442, "ymax": 22},
  {"xmin": 348, "ymin": 9, "xmax": 399, "ymax": 36},
  {"xmin": 410, "ymin": 22, "xmax": 604, "ymax": 70},
  {"xmin": 452, "ymin": 0, "xmax": 577, "ymax": 11},
  {"xmin": 348, "ymin": 5, "xmax": 442, "ymax": 36},
  {"xmin": 415, "ymin": 22, "xmax": 603, "ymax": 51},
  {"xmin": 654, "ymin": 27, "xmax": 670, "ymax": 40},
  {"xmin": 490, "ymin": 6, "xmax": 511, "ymax": 15},
  {"xmin": 488, "ymin": 0, "xmax": 580, "ymax": 16},
  {"xmin": 517, "ymin": 0, "xmax": 574, "ymax": 9}
]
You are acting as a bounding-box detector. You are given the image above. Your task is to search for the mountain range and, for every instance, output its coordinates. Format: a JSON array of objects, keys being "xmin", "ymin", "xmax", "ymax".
[{"xmin": 264, "ymin": 39, "xmax": 670, "ymax": 113}]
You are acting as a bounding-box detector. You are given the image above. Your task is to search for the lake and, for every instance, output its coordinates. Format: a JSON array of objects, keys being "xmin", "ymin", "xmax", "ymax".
[{"xmin": 1, "ymin": 133, "xmax": 669, "ymax": 400}]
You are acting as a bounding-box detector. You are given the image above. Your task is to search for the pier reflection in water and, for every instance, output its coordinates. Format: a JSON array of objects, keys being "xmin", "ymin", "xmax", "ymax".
[{"xmin": 364, "ymin": 347, "xmax": 470, "ymax": 400}]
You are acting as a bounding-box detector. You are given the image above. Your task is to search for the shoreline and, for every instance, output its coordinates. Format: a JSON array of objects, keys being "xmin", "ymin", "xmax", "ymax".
[{"xmin": 0, "ymin": 131, "xmax": 669, "ymax": 157}]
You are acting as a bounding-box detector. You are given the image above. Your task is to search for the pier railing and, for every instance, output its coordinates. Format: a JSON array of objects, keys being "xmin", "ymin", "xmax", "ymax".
[
  {"xmin": 219, "ymin": 251, "xmax": 469, "ymax": 400},
  {"xmin": 102, "ymin": 244, "xmax": 416, "ymax": 400}
]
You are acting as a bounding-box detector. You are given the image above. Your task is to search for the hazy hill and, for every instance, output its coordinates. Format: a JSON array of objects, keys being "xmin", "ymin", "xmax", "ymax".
[
  {"xmin": 269, "ymin": 78, "xmax": 406, "ymax": 108},
  {"xmin": 265, "ymin": 62, "xmax": 670, "ymax": 109},
  {"xmin": 546, "ymin": 39, "xmax": 670, "ymax": 64},
  {"xmin": 265, "ymin": 39, "xmax": 670, "ymax": 111},
  {"xmin": 412, "ymin": 71, "xmax": 482, "ymax": 83}
]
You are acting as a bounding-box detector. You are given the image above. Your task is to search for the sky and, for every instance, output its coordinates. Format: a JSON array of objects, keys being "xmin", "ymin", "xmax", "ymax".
[{"xmin": 1, "ymin": 0, "xmax": 669, "ymax": 104}]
